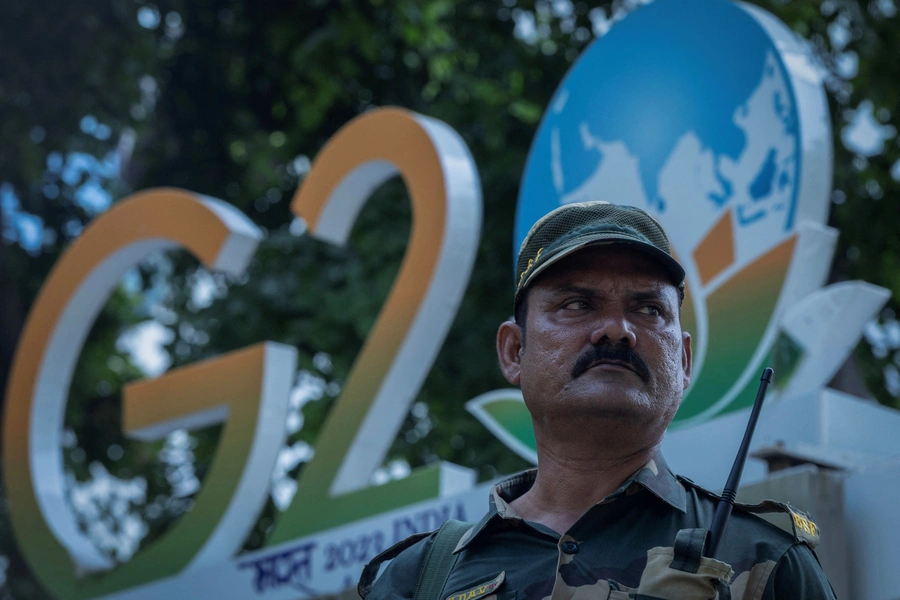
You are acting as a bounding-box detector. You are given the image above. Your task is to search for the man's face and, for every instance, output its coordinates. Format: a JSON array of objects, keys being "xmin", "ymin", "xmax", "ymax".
[{"xmin": 498, "ymin": 245, "xmax": 692, "ymax": 433}]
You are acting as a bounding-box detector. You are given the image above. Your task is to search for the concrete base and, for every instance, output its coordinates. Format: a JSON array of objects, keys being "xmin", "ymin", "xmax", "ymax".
[
  {"xmin": 738, "ymin": 465, "xmax": 848, "ymax": 599},
  {"xmin": 844, "ymin": 459, "xmax": 900, "ymax": 600},
  {"xmin": 663, "ymin": 387, "xmax": 900, "ymax": 490}
]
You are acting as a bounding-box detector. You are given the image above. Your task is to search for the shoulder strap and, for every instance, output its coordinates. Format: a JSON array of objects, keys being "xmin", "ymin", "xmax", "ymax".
[
  {"xmin": 676, "ymin": 475, "xmax": 820, "ymax": 549},
  {"xmin": 734, "ymin": 499, "xmax": 820, "ymax": 549},
  {"xmin": 413, "ymin": 519, "xmax": 472, "ymax": 600},
  {"xmin": 358, "ymin": 531, "xmax": 432, "ymax": 599}
]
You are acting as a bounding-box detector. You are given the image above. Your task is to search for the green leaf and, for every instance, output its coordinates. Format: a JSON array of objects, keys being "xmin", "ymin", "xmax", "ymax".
[{"xmin": 509, "ymin": 100, "xmax": 543, "ymax": 124}]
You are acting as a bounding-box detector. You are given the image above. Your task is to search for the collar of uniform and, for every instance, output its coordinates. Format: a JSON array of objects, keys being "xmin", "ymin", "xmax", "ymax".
[
  {"xmin": 620, "ymin": 452, "xmax": 687, "ymax": 513},
  {"xmin": 453, "ymin": 453, "xmax": 686, "ymax": 553}
]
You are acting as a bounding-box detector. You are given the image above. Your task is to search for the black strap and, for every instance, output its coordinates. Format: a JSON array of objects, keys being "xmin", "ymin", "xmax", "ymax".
[
  {"xmin": 412, "ymin": 519, "xmax": 472, "ymax": 600},
  {"xmin": 670, "ymin": 528, "xmax": 708, "ymax": 573},
  {"xmin": 358, "ymin": 531, "xmax": 431, "ymax": 599}
]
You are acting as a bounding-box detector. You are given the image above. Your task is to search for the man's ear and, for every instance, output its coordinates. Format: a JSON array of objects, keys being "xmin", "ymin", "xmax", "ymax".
[
  {"xmin": 681, "ymin": 331, "xmax": 692, "ymax": 390},
  {"xmin": 497, "ymin": 320, "xmax": 524, "ymax": 385}
]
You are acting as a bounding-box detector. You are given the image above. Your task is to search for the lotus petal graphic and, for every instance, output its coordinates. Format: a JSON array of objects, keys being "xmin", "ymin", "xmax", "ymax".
[
  {"xmin": 671, "ymin": 213, "xmax": 827, "ymax": 426},
  {"xmin": 466, "ymin": 389, "xmax": 536, "ymax": 465}
]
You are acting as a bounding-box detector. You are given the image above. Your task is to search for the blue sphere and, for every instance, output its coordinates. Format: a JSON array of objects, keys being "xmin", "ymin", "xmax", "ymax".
[{"xmin": 515, "ymin": 0, "xmax": 801, "ymax": 264}]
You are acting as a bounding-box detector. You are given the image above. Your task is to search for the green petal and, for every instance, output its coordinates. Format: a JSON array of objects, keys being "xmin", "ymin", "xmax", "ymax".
[{"xmin": 466, "ymin": 389, "xmax": 537, "ymax": 465}]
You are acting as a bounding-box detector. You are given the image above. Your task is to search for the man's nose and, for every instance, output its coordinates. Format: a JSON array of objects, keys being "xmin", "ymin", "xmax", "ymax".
[{"xmin": 589, "ymin": 312, "xmax": 637, "ymax": 348}]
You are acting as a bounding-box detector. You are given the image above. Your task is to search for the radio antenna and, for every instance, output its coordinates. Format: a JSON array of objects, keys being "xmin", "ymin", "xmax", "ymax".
[{"xmin": 706, "ymin": 367, "xmax": 774, "ymax": 559}]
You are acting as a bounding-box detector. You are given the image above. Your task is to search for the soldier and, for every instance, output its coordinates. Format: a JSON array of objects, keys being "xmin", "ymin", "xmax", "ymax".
[{"xmin": 359, "ymin": 202, "xmax": 836, "ymax": 599}]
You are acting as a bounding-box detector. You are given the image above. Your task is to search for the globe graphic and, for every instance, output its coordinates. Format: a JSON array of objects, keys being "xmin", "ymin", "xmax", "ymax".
[
  {"xmin": 515, "ymin": 0, "xmax": 828, "ymax": 425},
  {"xmin": 517, "ymin": 0, "xmax": 801, "ymax": 248}
]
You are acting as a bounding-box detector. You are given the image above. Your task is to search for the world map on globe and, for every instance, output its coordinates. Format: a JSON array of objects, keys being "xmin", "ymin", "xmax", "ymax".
[{"xmin": 517, "ymin": 0, "xmax": 801, "ymax": 260}]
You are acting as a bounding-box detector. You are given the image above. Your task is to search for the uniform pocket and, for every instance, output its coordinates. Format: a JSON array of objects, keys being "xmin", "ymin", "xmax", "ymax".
[{"xmin": 634, "ymin": 546, "xmax": 732, "ymax": 600}]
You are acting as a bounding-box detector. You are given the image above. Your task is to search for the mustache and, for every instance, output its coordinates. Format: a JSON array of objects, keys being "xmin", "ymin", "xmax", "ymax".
[{"xmin": 571, "ymin": 343, "xmax": 651, "ymax": 381}]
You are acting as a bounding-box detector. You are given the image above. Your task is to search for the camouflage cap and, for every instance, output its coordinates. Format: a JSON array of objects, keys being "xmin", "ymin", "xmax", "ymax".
[{"xmin": 514, "ymin": 201, "xmax": 685, "ymax": 301}]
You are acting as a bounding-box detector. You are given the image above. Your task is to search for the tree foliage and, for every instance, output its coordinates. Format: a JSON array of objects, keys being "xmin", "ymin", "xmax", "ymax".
[{"xmin": 1, "ymin": 0, "xmax": 898, "ymax": 597}]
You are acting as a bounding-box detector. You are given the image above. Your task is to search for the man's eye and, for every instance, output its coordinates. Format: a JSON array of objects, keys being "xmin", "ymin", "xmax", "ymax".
[
  {"xmin": 637, "ymin": 305, "xmax": 662, "ymax": 316},
  {"xmin": 562, "ymin": 300, "xmax": 588, "ymax": 310}
]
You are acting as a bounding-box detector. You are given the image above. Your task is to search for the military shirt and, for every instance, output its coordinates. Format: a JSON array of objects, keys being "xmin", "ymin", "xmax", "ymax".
[{"xmin": 365, "ymin": 454, "xmax": 836, "ymax": 600}]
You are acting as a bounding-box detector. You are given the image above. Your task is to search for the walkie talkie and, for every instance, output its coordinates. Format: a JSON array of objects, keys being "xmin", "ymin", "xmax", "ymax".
[{"xmin": 705, "ymin": 367, "xmax": 774, "ymax": 559}]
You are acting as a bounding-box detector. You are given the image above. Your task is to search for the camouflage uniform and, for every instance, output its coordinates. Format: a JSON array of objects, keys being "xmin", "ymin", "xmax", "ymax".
[{"xmin": 363, "ymin": 454, "xmax": 835, "ymax": 600}]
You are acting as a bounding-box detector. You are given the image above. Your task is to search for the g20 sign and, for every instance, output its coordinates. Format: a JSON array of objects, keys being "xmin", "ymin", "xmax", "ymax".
[{"xmin": 3, "ymin": 1, "xmax": 885, "ymax": 598}]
